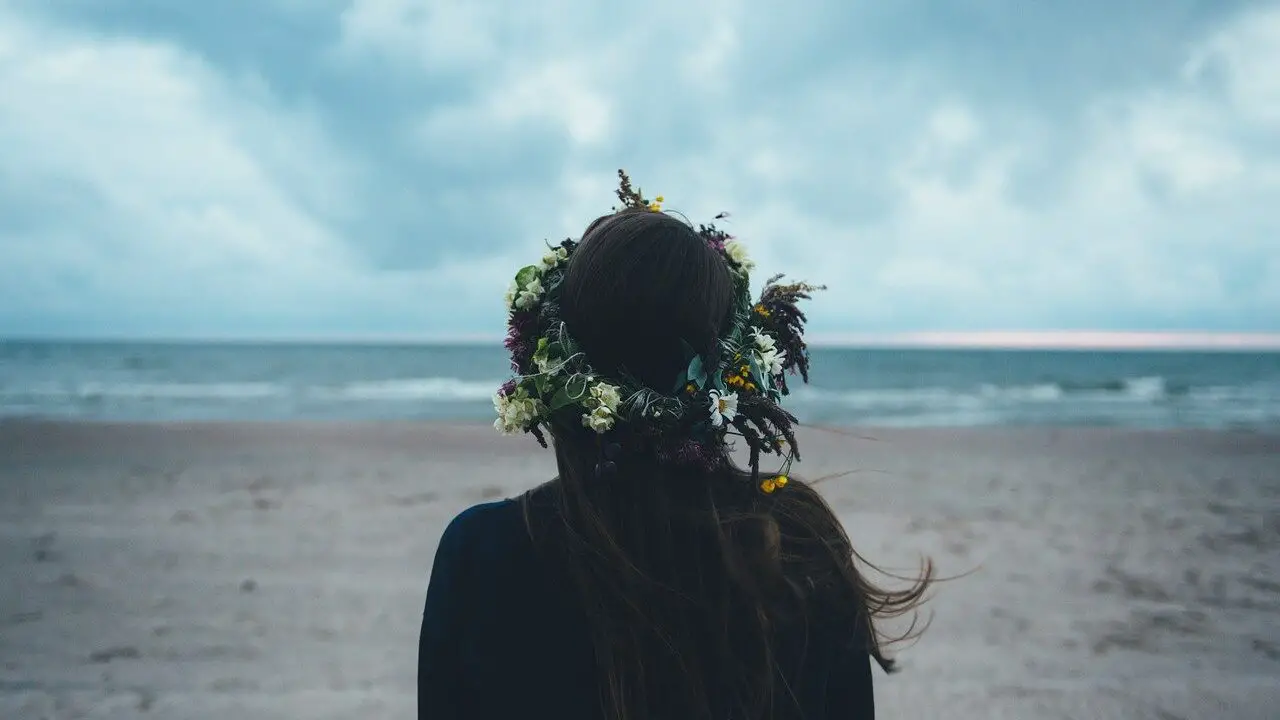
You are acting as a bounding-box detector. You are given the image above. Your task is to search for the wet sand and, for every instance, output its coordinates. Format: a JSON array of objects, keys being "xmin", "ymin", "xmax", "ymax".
[{"xmin": 1, "ymin": 421, "xmax": 1277, "ymax": 718}]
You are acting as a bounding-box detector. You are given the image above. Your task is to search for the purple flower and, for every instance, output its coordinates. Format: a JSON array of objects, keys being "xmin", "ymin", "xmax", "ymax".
[
  {"xmin": 504, "ymin": 311, "xmax": 536, "ymax": 350},
  {"xmin": 508, "ymin": 342, "xmax": 533, "ymax": 372},
  {"xmin": 498, "ymin": 379, "xmax": 517, "ymax": 398},
  {"xmin": 504, "ymin": 311, "xmax": 538, "ymax": 371},
  {"xmin": 659, "ymin": 438, "xmax": 723, "ymax": 472}
]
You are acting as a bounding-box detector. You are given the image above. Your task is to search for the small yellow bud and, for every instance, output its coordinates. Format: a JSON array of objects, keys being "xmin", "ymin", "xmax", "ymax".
[
  {"xmin": 761, "ymin": 479, "xmax": 777, "ymax": 494},
  {"xmin": 775, "ymin": 475, "xmax": 789, "ymax": 488}
]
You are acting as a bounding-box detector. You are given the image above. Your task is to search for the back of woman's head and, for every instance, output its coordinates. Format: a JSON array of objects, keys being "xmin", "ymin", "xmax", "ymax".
[
  {"xmin": 559, "ymin": 209, "xmax": 734, "ymax": 393},
  {"xmin": 502, "ymin": 180, "xmax": 932, "ymax": 720}
]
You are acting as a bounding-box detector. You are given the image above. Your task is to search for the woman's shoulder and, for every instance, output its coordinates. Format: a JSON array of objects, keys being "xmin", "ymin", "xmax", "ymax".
[
  {"xmin": 436, "ymin": 485, "xmax": 558, "ymax": 562},
  {"xmin": 431, "ymin": 490, "xmax": 569, "ymax": 618},
  {"xmin": 447, "ymin": 497, "xmax": 520, "ymax": 526},
  {"xmin": 438, "ymin": 497, "xmax": 525, "ymax": 549}
]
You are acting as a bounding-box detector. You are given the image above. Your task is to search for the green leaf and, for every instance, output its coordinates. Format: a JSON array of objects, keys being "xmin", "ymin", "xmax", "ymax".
[
  {"xmin": 548, "ymin": 388, "xmax": 580, "ymax": 411},
  {"xmin": 711, "ymin": 370, "xmax": 728, "ymax": 394},
  {"xmin": 530, "ymin": 338, "xmax": 550, "ymax": 377},
  {"xmin": 514, "ymin": 265, "xmax": 540, "ymax": 289},
  {"xmin": 747, "ymin": 352, "xmax": 773, "ymax": 393},
  {"xmin": 568, "ymin": 374, "xmax": 590, "ymax": 395},
  {"xmin": 673, "ymin": 353, "xmax": 710, "ymax": 393},
  {"xmin": 534, "ymin": 375, "xmax": 552, "ymax": 396},
  {"xmin": 671, "ymin": 375, "xmax": 686, "ymax": 395}
]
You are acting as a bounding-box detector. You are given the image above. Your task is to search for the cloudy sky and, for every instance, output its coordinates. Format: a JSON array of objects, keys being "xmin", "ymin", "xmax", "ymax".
[{"xmin": 2, "ymin": 0, "xmax": 1278, "ymax": 344}]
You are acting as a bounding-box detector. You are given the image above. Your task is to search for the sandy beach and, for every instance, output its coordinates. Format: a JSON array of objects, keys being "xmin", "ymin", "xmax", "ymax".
[{"xmin": 1, "ymin": 421, "xmax": 1277, "ymax": 719}]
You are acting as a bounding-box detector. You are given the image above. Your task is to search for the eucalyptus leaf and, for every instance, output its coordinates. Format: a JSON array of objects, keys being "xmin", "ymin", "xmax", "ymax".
[
  {"xmin": 711, "ymin": 368, "xmax": 728, "ymax": 394},
  {"xmin": 675, "ymin": 353, "xmax": 712, "ymax": 393},
  {"xmin": 688, "ymin": 355, "xmax": 707, "ymax": 385}
]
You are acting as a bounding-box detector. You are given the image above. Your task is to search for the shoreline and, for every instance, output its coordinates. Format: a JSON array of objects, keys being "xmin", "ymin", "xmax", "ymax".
[
  {"xmin": 2, "ymin": 421, "xmax": 1278, "ymax": 718},
  {"xmin": 5, "ymin": 416, "xmax": 1278, "ymax": 433}
]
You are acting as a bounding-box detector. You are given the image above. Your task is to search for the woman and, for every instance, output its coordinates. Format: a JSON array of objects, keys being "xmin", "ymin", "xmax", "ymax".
[{"xmin": 418, "ymin": 172, "xmax": 932, "ymax": 719}]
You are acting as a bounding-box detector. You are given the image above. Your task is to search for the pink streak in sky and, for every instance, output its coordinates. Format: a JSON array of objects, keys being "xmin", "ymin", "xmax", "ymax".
[{"xmin": 808, "ymin": 331, "xmax": 1280, "ymax": 350}]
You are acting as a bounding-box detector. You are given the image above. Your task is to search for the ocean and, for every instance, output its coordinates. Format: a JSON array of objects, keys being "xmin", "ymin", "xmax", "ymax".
[{"xmin": 1, "ymin": 340, "xmax": 1278, "ymax": 429}]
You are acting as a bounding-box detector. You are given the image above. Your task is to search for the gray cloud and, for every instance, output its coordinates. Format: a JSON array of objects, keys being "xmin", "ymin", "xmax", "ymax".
[{"xmin": 1, "ymin": 0, "xmax": 1278, "ymax": 339}]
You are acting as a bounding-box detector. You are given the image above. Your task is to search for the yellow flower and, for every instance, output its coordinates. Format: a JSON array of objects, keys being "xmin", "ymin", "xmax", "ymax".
[
  {"xmin": 647, "ymin": 195, "xmax": 664, "ymax": 212},
  {"xmin": 746, "ymin": 382, "xmax": 756, "ymax": 392},
  {"xmin": 775, "ymin": 475, "xmax": 789, "ymax": 488},
  {"xmin": 761, "ymin": 478, "xmax": 777, "ymax": 494}
]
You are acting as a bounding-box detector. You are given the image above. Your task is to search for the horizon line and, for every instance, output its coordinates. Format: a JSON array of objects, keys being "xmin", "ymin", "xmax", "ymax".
[
  {"xmin": 806, "ymin": 331, "xmax": 1280, "ymax": 350},
  {"xmin": 4, "ymin": 330, "xmax": 1280, "ymax": 351}
]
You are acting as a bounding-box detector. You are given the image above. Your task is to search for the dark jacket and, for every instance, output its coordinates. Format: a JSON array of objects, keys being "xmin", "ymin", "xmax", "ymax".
[{"xmin": 418, "ymin": 496, "xmax": 875, "ymax": 719}]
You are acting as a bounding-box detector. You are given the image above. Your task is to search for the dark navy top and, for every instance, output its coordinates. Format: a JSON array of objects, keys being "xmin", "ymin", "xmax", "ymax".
[{"xmin": 417, "ymin": 498, "xmax": 875, "ymax": 719}]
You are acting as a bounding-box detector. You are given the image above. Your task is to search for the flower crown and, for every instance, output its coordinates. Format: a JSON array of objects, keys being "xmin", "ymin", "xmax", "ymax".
[{"xmin": 495, "ymin": 170, "xmax": 823, "ymax": 493}]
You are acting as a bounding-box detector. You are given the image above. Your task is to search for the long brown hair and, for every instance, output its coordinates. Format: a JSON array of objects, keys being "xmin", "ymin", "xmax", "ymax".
[{"xmin": 520, "ymin": 210, "xmax": 933, "ymax": 719}]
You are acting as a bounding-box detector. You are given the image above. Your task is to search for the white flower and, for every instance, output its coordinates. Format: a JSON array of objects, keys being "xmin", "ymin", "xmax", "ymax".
[
  {"xmin": 493, "ymin": 392, "xmax": 522, "ymax": 434},
  {"xmin": 514, "ymin": 277, "xmax": 544, "ymax": 310},
  {"xmin": 582, "ymin": 405, "xmax": 615, "ymax": 433},
  {"xmin": 537, "ymin": 246, "xmax": 570, "ymax": 273},
  {"xmin": 759, "ymin": 348, "xmax": 787, "ymax": 376},
  {"xmin": 589, "ymin": 382, "xmax": 621, "ymax": 412},
  {"xmin": 493, "ymin": 388, "xmax": 543, "ymax": 434},
  {"xmin": 750, "ymin": 328, "xmax": 786, "ymax": 375},
  {"xmin": 581, "ymin": 383, "xmax": 621, "ymax": 433},
  {"xmin": 751, "ymin": 327, "xmax": 777, "ymax": 353},
  {"xmin": 503, "ymin": 280, "xmax": 519, "ymax": 309},
  {"xmin": 724, "ymin": 240, "xmax": 754, "ymax": 271},
  {"xmin": 708, "ymin": 390, "xmax": 738, "ymax": 427}
]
